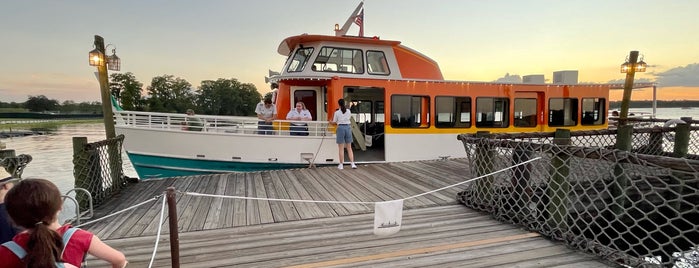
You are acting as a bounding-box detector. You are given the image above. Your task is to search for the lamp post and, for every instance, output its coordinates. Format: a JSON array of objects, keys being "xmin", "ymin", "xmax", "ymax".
[
  {"xmin": 618, "ymin": 51, "xmax": 647, "ymax": 125},
  {"xmin": 88, "ymin": 35, "xmax": 120, "ymax": 139}
]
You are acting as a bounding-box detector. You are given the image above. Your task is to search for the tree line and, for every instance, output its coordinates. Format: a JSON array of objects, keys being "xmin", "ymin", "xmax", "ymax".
[
  {"xmin": 1, "ymin": 73, "xmax": 265, "ymax": 116},
  {"xmin": 110, "ymin": 73, "xmax": 262, "ymax": 116}
]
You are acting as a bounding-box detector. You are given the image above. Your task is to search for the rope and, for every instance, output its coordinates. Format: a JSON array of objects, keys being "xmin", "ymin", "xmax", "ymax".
[
  {"xmin": 148, "ymin": 194, "xmax": 168, "ymax": 268},
  {"xmin": 75, "ymin": 194, "xmax": 163, "ymax": 228},
  {"xmin": 403, "ymin": 157, "xmax": 542, "ymax": 200},
  {"xmin": 182, "ymin": 157, "xmax": 542, "ymax": 205},
  {"xmin": 309, "ymin": 124, "xmax": 329, "ymax": 168},
  {"xmin": 183, "ymin": 191, "xmax": 375, "ymax": 205}
]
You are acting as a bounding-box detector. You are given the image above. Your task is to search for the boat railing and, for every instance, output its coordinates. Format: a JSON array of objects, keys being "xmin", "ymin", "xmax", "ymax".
[{"xmin": 114, "ymin": 110, "xmax": 334, "ymax": 136}]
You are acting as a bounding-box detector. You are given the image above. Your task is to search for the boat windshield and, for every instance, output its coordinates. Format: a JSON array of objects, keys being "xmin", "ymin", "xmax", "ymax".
[{"xmin": 287, "ymin": 47, "xmax": 314, "ymax": 73}]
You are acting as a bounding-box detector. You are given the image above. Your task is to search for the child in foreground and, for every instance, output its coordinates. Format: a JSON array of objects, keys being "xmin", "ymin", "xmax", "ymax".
[{"xmin": 0, "ymin": 178, "xmax": 127, "ymax": 268}]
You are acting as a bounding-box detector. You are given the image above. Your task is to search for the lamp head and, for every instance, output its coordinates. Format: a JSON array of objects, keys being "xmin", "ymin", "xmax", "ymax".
[{"xmin": 89, "ymin": 47, "xmax": 104, "ymax": 66}]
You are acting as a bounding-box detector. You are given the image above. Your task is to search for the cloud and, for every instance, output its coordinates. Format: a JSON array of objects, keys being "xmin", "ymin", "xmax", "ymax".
[
  {"xmin": 493, "ymin": 73, "xmax": 522, "ymax": 83},
  {"xmin": 605, "ymin": 78, "xmax": 654, "ymax": 84},
  {"xmin": 651, "ymin": 63, "xmax": 699, "ymax": 87}
]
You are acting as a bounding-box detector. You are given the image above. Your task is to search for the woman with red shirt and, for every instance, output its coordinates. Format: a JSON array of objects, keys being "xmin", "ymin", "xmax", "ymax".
[{"xmin": 0, "ymin": 179, "xmax": 127, "ymax": 267}]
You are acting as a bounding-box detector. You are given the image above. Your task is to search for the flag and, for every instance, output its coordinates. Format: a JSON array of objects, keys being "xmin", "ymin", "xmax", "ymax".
[
  {"xmin": 373, "ymin": 199, "xmax": 403, "ymax": 236},
  {"xmin": 354, "ymin": 9, "xmax": 364, "ymax": 37}
]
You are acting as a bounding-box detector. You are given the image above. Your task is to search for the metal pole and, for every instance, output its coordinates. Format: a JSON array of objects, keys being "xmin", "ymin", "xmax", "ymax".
[
  {"xmin": 166, "ymin": 187, "xmax": 180, "ymax": 268},
  {"xmin": 619, "ymin": 50, "xmax": 639, "ymax": 125},
  {"xmin": 93, "ymin": 35, "xmax": 116, "ymax": 139},
  {"xmin": 652, "ymin": 84, "xmax": 657, "ymax": 118}
]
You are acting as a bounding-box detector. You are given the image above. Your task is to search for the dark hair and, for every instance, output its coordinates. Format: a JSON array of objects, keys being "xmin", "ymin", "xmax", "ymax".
[
  {"xmin": 264, "ymin": 98, "xmax": 273, "ymax": 104},
  {"xmin": 6, "ymin": 178, "xmax": 64, "ymax": 267},
  {"xmin": 338, "ymin": 99, "xmax": 347, "ymax": 113}
]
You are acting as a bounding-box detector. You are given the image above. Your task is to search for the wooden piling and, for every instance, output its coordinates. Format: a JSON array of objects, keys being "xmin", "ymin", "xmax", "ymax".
[
  {"xmin": 167, "ymin": 187, "xmax": 181, "ymax": 268},
  {"xmin": 548, "ymin": 129, "xmax": 570, "ymax": 228}
]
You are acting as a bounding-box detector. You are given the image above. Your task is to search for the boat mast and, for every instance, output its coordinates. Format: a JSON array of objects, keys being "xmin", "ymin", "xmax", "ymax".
[{"xmin": 335, "ymin": 2, "xmax": 364, "ymax": 37}]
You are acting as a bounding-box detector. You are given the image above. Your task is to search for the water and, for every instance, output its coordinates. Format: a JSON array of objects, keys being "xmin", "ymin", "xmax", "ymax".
[
  {"xmin": 1, "ymin": 123, "xmax": 137, "ymax": 222},
  {"xmin": 1, "ymin": 108, "xmax": 696, "ymax": 221}
]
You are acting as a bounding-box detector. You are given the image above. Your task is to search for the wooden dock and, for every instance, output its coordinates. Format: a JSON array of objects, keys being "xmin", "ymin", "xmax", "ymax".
[{"xmin": 82, "ymin": 159, "xmax": 614, "ymax": 267}]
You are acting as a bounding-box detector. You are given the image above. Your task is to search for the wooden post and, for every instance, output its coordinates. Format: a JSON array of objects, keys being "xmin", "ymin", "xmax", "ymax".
[
  {"xmin": 474, "ymin": 131, "xmax": 494, "ymax": 207},
  {"xmin": 93, "ymin": 35, "xmax": 116, "ymax": 139},
  {"xmin": 512, "ymin": 147, "xmax": 532, "ymax": 216},
  {"xmin": 72, "ymin": 137, "xmax": 89, "ymax": 209},
  {"xmin": 615, "ymin": 124, "xmax": 633, "ymax": 151},
  {"xmin": 672, "ymin": 117, "xmax": 691, "ymax": 158},
  {"xmin": 166, "ymin": 187, "xmax": 180, "ymax": 268},
  {"xmin": 619, "ymin": 51, "xmax": 639, "ymax": 125},
  {"xmin": 548, "ymin": 129, "xmax": 570, "ymax": 228}
]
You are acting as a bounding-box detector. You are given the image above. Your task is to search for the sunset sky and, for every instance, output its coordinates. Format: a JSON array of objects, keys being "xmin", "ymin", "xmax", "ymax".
[{"xmin": 1, "ymin": 0, "xmax": 698, "ymax": 103}]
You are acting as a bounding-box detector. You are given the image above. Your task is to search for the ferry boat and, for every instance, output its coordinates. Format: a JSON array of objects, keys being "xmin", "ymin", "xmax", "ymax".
[{"xmin": 114, "ymin": 3, "xmax": 612, "ymax": 179}]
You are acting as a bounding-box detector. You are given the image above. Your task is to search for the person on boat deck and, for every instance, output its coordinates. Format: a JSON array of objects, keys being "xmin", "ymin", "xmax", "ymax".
[
  {"xmin": 183, "ymin": 109, "xmax": 204, "ymax": 131},
  {"xmin": 329, "ymin": 99, "xmax": 357, "ymax": 170},
  {"xmin": 0, "ymin": 168, "xmax": 20, "ymax": 244},
  {"xmin": 286, "ymin": 101, "xmax": 312, "ymax": 136},
  {"xmin": 255, "ymin": 97, "xmax": 277, "ymax": 135},
  {"xmin": 0, "ymin": 178, "xmax": 128, "ymax": 268}
]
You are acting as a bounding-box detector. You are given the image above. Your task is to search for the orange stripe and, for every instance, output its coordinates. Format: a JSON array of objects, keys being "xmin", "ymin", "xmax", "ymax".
[{"xmin": 285, "ymin": 232, "xmax": 540, "ymax": 268}]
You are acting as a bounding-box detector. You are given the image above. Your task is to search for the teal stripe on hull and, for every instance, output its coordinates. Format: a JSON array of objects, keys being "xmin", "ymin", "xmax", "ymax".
[{"xmin": 127, "ymin": 153, "xmax": 310, "ymax": 180}]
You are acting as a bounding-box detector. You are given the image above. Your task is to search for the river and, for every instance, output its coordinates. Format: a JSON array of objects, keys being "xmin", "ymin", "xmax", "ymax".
[{"xmin": 1, "ymin": 107, "xmax": 698, "ymax": 221}]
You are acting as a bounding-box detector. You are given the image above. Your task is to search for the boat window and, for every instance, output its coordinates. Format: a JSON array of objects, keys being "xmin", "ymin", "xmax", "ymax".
[
  {"xmin": 435, "ymin": 96, "xmax": 471, "ymax": 128},
  {"xmin": 312, "ymin": 47, "xmax": 364, "ymax": 74},
  {"xmin": 581, "ymin": 98, "xmax": 605, "ymax": 125},
  {"xmin": 375, "ymin": 101, "xmax": 385, "ymax": 123},
  {"xmin": 367, "ymin": 51, "xmax": 390, "ymax": 75},
  {"xmin": 391, "ymin": 95, "xmax": 430, "ymax": 128},
  {"xmin": 476, "ymin": 97, "xmax": 509, "ymax": 128},
  {"xmin": 514, "ymin": 98, "xmax": 537, "ymax": 127},
  {"xmin": 548, "ymin": 98, "xmax": 578, "ymax": 126},
  {"xmin": 287, "ymin": 47, "xmax": 314, "ymax": 73}
]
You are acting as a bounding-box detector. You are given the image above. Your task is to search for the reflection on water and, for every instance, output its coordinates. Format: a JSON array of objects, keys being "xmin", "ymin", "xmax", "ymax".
[{"xmin": 1, "ymin": 123, "xmax": 136, "ymax": 222}]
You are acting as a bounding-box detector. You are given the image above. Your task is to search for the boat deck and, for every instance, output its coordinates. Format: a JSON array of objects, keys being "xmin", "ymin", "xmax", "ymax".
[{"xmin": 82, "ymin": 159, "xmax": 614, "ymax": 267}]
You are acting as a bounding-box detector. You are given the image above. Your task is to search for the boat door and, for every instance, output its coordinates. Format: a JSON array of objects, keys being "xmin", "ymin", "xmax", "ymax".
[
  {"xmin": 513, "ymin": 92, "xmax": 545, "ymax": 132},
  {"xmin": 290, "ymin": 86, "xmax": 325, "ymax": 121}
]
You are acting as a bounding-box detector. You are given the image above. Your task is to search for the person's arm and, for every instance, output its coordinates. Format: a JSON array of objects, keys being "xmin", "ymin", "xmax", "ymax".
[
  {"xmin": 302, "ymin": 111, "xmax": 312, "ymax": 121},
  {"xmin": 286, "ymin": 111, "xmax": 294, "ymax": 120},
  {"xmin": 88, "ymin": 235, "xmax": 128, "ymax": 268}
]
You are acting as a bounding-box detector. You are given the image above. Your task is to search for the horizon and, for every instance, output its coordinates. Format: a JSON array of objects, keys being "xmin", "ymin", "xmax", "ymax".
[{"xmin": 1, "ymin": 0, "xmax": 698, "ymax": 103}]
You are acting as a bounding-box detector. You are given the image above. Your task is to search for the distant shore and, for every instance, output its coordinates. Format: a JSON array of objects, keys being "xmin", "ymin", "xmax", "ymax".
[{"xmin": 0, "ymin": 119, "xmax": 103, "ymax": 137}]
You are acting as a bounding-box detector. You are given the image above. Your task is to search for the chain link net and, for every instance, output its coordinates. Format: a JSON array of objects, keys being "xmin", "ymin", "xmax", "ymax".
[
  {"xmin": 72, "ymin": 134, "xmax": 130, "ymax": 210},
  {"xmin": 457, "ymin": 123, "xmax": 698, "ymax": 267}
]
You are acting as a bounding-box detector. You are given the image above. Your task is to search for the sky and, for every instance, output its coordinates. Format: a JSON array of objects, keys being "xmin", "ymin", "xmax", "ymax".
[{"xmin": 1, "ymin": 0, "xmax": 698, "ymax": 103}]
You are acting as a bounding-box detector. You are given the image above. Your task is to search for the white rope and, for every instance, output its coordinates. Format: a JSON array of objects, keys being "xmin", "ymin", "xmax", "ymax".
[
  {"xmin": 184, "ymin": 192, "xmax": 375, "ymax": 205},
  {"xmin": 402, "ymin": 157, "xmax": 542, "ymax": 200},
  {"xmin": 75, "ymin": 195, "xmax": 163, "ymax": 228},
  {"xmin": 309, "ymin": 125, "xmax": 329, "ymax": 168},
  {"xmin": 183, "ymin": 157, "xmax": 542, "ymax": 205},
  {"xmin": 148, "ymin": 194, "xmax": 168, "ymax": 268}
]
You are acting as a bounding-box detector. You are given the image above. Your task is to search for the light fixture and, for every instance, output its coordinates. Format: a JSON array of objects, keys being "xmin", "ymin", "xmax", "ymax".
[
  {"xmin": 106, "ymin": 44, "xmax": 121, "ymax": 71},
  {"xmin": 620, "ymin": 55, "xmax": 631, "ymax": 73},
  {"xmin": 635, "ymin": 55, "xmax": 647, "ymax": 72},
  {"xmin": 88, "ymin": 47, "xmax": 104, "ymax": 66}
]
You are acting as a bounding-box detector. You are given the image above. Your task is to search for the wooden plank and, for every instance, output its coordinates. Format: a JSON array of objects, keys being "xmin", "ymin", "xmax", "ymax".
[
  {"xmin": 187, "ymin": 174, "xmax": 221, "ymax": 231},
  {"xmin": 232, "ymin": 173, "xmax": 248, "ymax": 227},
  {"xmin": 252, "ymin": 172, "xmax": 275, "ymax": 224},
  {"xmin": 245, "ymin": 173, "xmax": 261, "ymax": 225},
  {"xmin": 203, "ymin": 174, "xmax": 228, "ymax": 229},
  {"xmin": 260, "ymin": 171, "xmax": 289, "ymax": 222},
  {"xmin": 277, "ymin": 170, "xmax": 326, "ymax": 220},
  {"xmin": 221, "ymin": 173, "xmax": 238, "ymax": 228},
  {"xmin": 284, "ymin": 169, "xmax": 334, "ymax": 218},
  {"xmin": 292, "ymin": 169, "xmax": 340, "ymax": 217},
  {"xmin": 268, "ymin": 170, "xmax": 301, "ymax": 221}
]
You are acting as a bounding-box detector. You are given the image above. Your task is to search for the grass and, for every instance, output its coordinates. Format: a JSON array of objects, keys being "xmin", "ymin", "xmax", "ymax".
[{"xmin": 0, "ymin": 119, "xmax": 103, "ymax": 131}]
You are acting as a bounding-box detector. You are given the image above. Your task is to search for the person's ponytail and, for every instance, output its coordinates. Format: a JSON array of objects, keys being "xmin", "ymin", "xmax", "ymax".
[
  {"xmin": 26, "ymin": 222, "xmax": 63, "ymax": 268},
  {"xmin": 339, "ymin": 99, "xmax": 347, "ymax": 113}
]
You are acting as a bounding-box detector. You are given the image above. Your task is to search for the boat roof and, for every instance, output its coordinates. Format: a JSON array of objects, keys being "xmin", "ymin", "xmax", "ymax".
[{"xmin": 277, "ymin": 34, "xmax": 401, "ymax": 56}]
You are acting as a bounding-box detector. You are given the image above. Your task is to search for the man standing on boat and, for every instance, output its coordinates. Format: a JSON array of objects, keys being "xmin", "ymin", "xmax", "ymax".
[{"xmin": 256, "ymin": 97, "xmax": 277, "ymax": 135}]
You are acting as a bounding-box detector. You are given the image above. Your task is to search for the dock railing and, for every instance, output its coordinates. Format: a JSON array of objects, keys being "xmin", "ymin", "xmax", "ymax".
[{"xmin": 457, "ymin": 120, "xmax": 699, "ymax": 267}]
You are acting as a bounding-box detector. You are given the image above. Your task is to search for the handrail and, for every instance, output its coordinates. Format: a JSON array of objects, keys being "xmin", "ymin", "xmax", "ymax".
[
  {"xmin": 113, "ymin": 111, "xmax": 333, "ymax": 137},
  {"xmin": 62, "ymin": 188, "xmax": 94, "ymax": 225}
]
